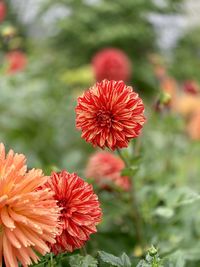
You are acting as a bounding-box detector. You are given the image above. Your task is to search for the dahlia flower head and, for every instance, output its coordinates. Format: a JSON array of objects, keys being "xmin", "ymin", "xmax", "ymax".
[
  {"xmin": 6, "ymin": 51, "xmax": 27, "ymax": 74},
  {"xmin": 76, "ymin": 79, "xmax": 146, "ymax": 150},
  {"xmin": 92, "ymin": 48, "xmax": 132, "ymax": 82},
  {"xmin": 0, "ymin": 143, "xmax": 60, "ymax": 267},
  {"xmin": 0, "ymin": 1, "xmax": 6, "ymax": 22},
  {"xmin": 86, "ymin": 151, "xmax": 131, "ymax": 191},
  {"xmin": 44, "ymin": 170, "xmax": 102, "ymax": 254}
]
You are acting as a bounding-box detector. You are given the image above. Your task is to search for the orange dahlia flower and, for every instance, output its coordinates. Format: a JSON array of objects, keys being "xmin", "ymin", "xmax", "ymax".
[
  {"xmin": 44, "ymin": 171, "xmax": 102, "ymax": 254},
  {"xmin": 92, "ymin": 48, "xmax": 132, "ymax": 82},
  {"xmin": 0, "ymin": 143, "xmax": 60, "ymax": 267},
  {"xmin": 76, "ymin": 80, "xmax": 146, "ymax": 150},
  {"xmin": 85, "ymin": 151, "xmax": 131, "ymax": 191}
]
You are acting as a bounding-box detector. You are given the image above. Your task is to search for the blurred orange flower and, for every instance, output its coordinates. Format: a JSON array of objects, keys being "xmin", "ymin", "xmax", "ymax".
[
  {"xmin": 187, "ymin": 110, "xmax": 200, "ymax": 140},
  {"xmin": 76, "ymin": 80, "xmax": 146, "ymax": 150},
  {"xmin": 0, "ymin": 143, "xmax": 60, "ymax": 267},
  {"xmin": 44, "ymin": 171, "xmax": 102, "ymax": 254},
  {"xmin": 175, "ymin": 94, "xmax": 200, "ymax": 118},
  {"xmin": 86, "ymin": 151, "xmax": 131, "ymax": 191}
]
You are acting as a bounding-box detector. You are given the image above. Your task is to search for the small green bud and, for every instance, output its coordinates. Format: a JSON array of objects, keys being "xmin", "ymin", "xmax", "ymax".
[{"xmin": 148, "ymin": 246, "xmax": 158, "ymax": 257}]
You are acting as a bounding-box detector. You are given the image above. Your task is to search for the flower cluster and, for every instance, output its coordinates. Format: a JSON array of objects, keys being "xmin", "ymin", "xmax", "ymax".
[
  {"xmin": 92, "ymin": 48, "xmax": 132, "ymax": 82},
  {"xmin": 76, "ymin": 79, "xmax": 146, "ymax": 150},
  {"xmin": 0, "ymin": 144, "xmax": 102, "ymax": 267},
  {"xmin": 86, "ymin": 151, "xmax": 131, "ymax": 191}
]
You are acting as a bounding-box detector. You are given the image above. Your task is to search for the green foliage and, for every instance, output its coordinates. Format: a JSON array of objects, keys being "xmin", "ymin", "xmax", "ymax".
[
  {"xmin": 69, "ymin": 254, "xmax": 98, "ymax": 267},
  {"xmin": 98, "ymin": 251, "xmax": 131, "ymax": 267},
  {"xmin": 170, "ymin": 26, "xmax": 200, "ymax": 82},
  {"xmin": 137, "ymin": 247, "xmax": 162, "ymax": 267}
]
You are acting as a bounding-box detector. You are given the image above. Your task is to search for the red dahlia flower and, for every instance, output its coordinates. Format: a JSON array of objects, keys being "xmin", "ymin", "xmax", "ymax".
[
  {"xmin": 44, "ymin": 171, "xmax": 102, "ymax": 254},
  {"xmin": 92, "ymin": 48, "xmax": 132, "ymax": 82},
  {"xmin": 183, "ymin": 80, "xmax": 199, "ymax": 95},
  {"xmin": 76, "ymin": 80, "xmax": 146, "ymax": 150},
  {"xmin": 6, "ymin": 51, "xmax": 27, "ymax": 74},
  {"xmin": 0, "ymin": 1, "xmax": 6, "ymax": 22},
  {"xmin": 86, "ymin": 151, "xmax": 131, "ymax": 191}
]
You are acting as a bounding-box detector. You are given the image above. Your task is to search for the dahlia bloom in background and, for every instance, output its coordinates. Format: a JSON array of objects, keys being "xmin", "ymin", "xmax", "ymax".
[
  {"xmin": 85, "ymin": 151, "xmax": 131, "ymax": 191},
  {"xmin": 0, "ymin": 1, "xmax": 6, "ymax": 22},
  {"xmin": 44, "ymin": 171, "xmax": 102, "ymax": 254},
  {"xmin": 76, "ymin": 80, "xmax": 146, "ymax": 150},
  {"xmin": 0, "ymin": 143, "xmax": 60, "ymax": 267},
  {"xmin": 92, "ymin": 48, "xmax": 132, "ymax": 82},
  {"xmin": 174, "ymin": 94, "xmax": 200, "ymax": 118},
  {"xmin": 187, "ymin": 110, "xmax": 200, "ymax": 140},
  {"xmin": 5, "ymin": 51, "xmax": 27, "ymax": 74},
  {"xmin": 183, "ymin": 80, "xmax": 199, "ymax": 95}
]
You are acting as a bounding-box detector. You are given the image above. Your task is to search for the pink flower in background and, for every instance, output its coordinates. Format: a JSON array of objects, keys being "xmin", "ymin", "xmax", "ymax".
[
  {"xmin": 76, "ymin": 80, "xmax": 146, "ymax": 150},
  {"xmin": 0, "ymin": 1, "xmax": 6, "ymax": 22},
  {"xmin": 0, "ymin": 143, "xmax": 60, "ymax": 267},
  {"xmin": 92, "ymin": 48, "xmax": 132, "ymax": 82},
  {"xmin": 86, "ymin": 151, "xmax": 131, "ymax": 191},
  {"xmin": 6, "ymin": 51, "xmax": 27, "ymax": 74},
  {"xmin": 44, "ymin": 171, "xmax": 102, "ymax": 254}
]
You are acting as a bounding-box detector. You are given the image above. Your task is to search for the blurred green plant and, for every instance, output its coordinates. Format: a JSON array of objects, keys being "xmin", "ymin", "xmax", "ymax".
[{"xmin": 171, "ymin": 26, "xmax": 200, "ymax": 83}]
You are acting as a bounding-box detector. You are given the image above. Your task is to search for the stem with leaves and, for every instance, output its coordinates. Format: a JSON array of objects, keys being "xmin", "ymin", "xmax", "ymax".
[{"xmin": 116, "ymin": 147, "xmax": 144, "ymax": 249}]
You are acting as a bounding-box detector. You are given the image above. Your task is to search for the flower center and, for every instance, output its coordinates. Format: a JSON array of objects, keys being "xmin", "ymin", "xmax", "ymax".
[
  {"xmin": 58, "ymin": 199, "xmax": 68, "ymax": 214},
  {"xmin": 96, "ymin": 110, "xmax": 113, "ymax": 128}
]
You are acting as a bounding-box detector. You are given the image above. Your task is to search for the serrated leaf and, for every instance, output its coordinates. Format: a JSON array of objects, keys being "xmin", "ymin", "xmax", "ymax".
[
  {"xmin": 69, "ymin": 255, "xmax": 97, "ymax": 267},
  {"xmin": 120, "ymin": 253, "xmax": 131, "ymax": 267},
  {"xmin": 98, "ymin": 251, "xmax": 131, "ymax": 267}
]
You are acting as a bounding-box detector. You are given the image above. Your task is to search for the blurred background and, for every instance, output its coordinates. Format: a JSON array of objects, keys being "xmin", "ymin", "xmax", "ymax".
[{"xmin": 1, "ymin": 0, "xmax": 200, "ymax": 264}]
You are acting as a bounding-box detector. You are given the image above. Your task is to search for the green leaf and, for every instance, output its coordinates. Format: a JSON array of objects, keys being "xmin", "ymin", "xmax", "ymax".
[
  {"xmin": 165, "ymin": 250, "xmax": 186, "ymax": 267},
  {"xmin": 154, "ymin": 207, "xmax": 174, "ymax": 219},
  {"xmin": 120, "ymin": 253, "xmax": 132, "ymax": 267},
  {"xmin": 98, "ymin": 251, "xmax": 131, "ymax": 267},
  {"xmin": 69, "ymin": 255, "xmax": 97, "ymax": 267},
  {"xmin": 121, "ymin": 166, "xmax": 139, "ymax": 177}
]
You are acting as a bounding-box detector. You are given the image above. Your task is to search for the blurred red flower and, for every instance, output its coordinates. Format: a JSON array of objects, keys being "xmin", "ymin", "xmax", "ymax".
[
  {"xmin": 76, "ymin": 80, "xmax": 146, "ymax": 150},
  {"xmin": 86, "ymin": 151, "xmax": 131, "ymax": 191},
  {"xmin": 92, "ymin": 48, "xmax": 132, "ymax": 82},
  {"xmin": 0, "ymin": 1, "xmax": 6, "ymax": 22},
  {"xmin": 6, "ymin": 51, "xmax": 27, "ymax": 74},
  {"xmin": 45, "ymin": 171, "xmax": 102, "ymax": 254},
  {"xmin": 183, "ymin": 80, "xmax": 199, "ymax": 95}
]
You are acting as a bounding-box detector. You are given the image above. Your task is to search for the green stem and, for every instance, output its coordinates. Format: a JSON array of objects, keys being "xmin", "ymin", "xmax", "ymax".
[
  {"xmin": 80, "ymin": 246, "xmax": 87, "ymax": 256},
  {"xmin": 116, "ymin": 148, "xmax": 144, "ymax": 249},
  {"xmin": 50, "ymin": 253, "xmax": 55, "ymax": 267}
]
